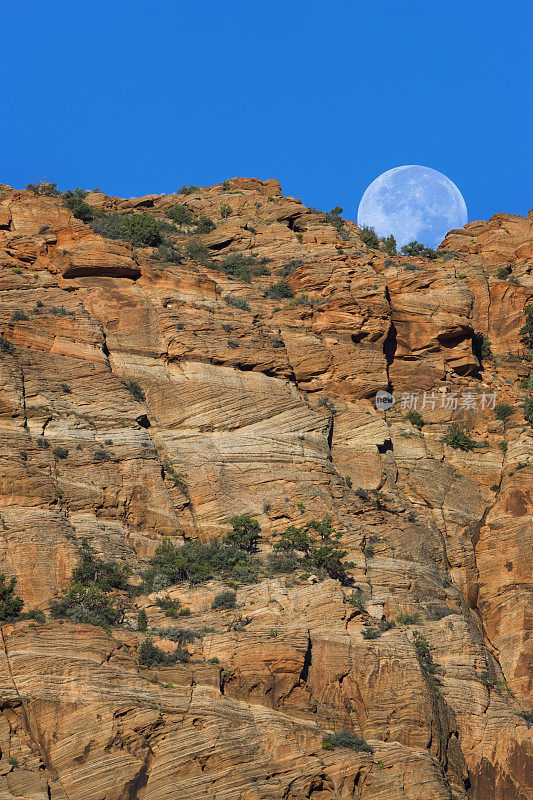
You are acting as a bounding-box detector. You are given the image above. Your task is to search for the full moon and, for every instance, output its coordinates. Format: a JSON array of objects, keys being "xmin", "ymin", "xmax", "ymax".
[{"xmin": 357, "ymin": 165, "xmax": 467, "ymax": 249}]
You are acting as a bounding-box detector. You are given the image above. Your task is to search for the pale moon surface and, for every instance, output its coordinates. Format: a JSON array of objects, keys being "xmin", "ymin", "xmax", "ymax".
[{"xmin": 357, "ymin": 165, "xmax": 468, "ymax": 249}]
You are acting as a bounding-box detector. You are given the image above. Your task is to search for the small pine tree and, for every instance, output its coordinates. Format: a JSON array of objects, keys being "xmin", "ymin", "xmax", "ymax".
[{"xmin": 383, "ymin": 234, "xmax": 397, "ymax": 256}]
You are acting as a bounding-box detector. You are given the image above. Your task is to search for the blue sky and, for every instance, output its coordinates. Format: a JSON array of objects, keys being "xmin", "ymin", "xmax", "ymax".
[{"xmin": 1, "ymin": 0, "xmax": 531, "ymax": 225}]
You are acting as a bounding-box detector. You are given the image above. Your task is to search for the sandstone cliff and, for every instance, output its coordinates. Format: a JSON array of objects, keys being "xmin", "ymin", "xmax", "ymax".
[{"xmin": 0, "ymin": 178, "xmax": 531, "ymax": 800}]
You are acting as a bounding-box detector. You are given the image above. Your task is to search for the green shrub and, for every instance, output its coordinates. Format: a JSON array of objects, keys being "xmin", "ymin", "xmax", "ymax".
[
  {"xmin": 412, "ymin": 630, "xmax": 438, "ymax": 675},
  {"xmin": 62, "ymin": 188, "xmax": 95, "ymax": 222},
  {"xmin": 401, "ymin": 241, "xmax": 437, "ymax": 259},
  {"xmin": 49, "ymin": 306, "xmax": 70, "ymax": 316},
  {"xmin": 264, "ymin": 281, "xmax": 294, "ymax": 300},
  {"xmin": 208, "ymin": 656, "xmax": 220, "ymax": 664},
  {"xmin": 212, "ymin": 590, "xmax": 236, "ymax": 610},
  {"xmin": 523, "ymin": 396, "xmax": 533, "ymax": 426},
  {"xmin": 224, "ymin": 515, "xmax": 260, "ymax": 553},
  {"xmin": 192, "ymin": 215, "xmax": 216, "ymax": 234},
  {"xmin": 218, "ymin": 253, "xmax": 261, "ymax": 282},
  {"xmin": 276, "ymin": 259, "xmax": 303, "ymax": 278},
  {"xmin": 53, "ymin": 446, "xmax": 69, "ymax": 460},
  {"xmin": 123, "ymin": 380, "xmax": 146, "ymax": 402},
  {"xmin": 50, "ymin": 583, "xmax": 123, "ymax": 627},
  {"xmin": 362, "ymin": 627, "xmax": 380, "ymax": 639},
  {"xmin": 0, "ymin": 575, "xmax": 24, "ymax": 621},
  {"xmin": 397, "ymin": 612, "xmax": 422, "ymax": 625},
  {"xmin": 495, "ymin": 403, "xmax": 513, "ymax": 421},
  {"xmin": 144, "ymin": 537, "xmax": 259, "ymax": 588},
  {"xmin": 220, "ymin": 203, "xmax": 232, "ymax": 219},
  {"xmin": 363, "ymin": 545, "xmax": 374, "ymax": 558},
  {"xmin": 274, "ymin": 518, "xmax": 354, "ymax": 583},
  {"xmin": 23, "ymin": 608, "xmax": 46, "ymax": 623},
  {"xmin": 11, "ymin": 310, "xmax": 29, "ymax": 321},
  {"xmin": 27, "ymin": 181, "xmax": 61, "ymax": 196},
  {"xmin": 520, "ymin": 304, "xmax": 533, "ymax": 349},
  {"xmin": 49, "ymin": 540, "xmax": 130, "ymax": 629},
  {"xmin": 137, "ymin": 609, "xmax": 148, "ymax": 631},
  {"xmin": 60, "ymin": 383, "xmax": 72, "ymax": 393},
  {"xmin": 266, "ymin": 550, "xmax": 299, "ymax": 573},
  {"xmin": 165, "ymin": 204, "xmax": 193, "ymax": 225},
  {"xmin": 516, "ymin": 710, "xmax": 533, "ymax": 725},
  {"xmin": 156, "ymin": 243, "xmax": 182, "ymax": 264},
  {"xmin": 184, "ymin": 240, "xmax": 211, "ymax": 263},
  {"xmin": 345, "ymin": 476, "xmax": 352, "ymax": 488},
  {"xmin": 359, "ymin": 225, "xmax": 380, "ymax": 248},
  {"xmin": 0, "ymin": 336, "xmax": 14, "ymax": 354},
  {"xmin": 178, "ymin": 185, "xmax": 198, "ymax": 195},
  {"xmin": 224, "ymin": 295, "xmax": 251, "ymax": 312},
  {"xmin": 138, "ymin": 637, "xmax": 190, "ymax": 666},
  {"xmin": 91, "ymin": 213, "xmax": 163, "ymax": 247},
  {"xmin": 406, "ymin": 410, "xmax": 424, "ymax": 429},
  {"xmin": 71, "ymin": 538, "xmax": 130, "ymax": 592},
  {"xmin": 442, "ymin": 423, "xmax": 476, "ymax": 451},
  {"xmin": 322, "ymin": 731, "xmax": 373, "ymax": 754},
  {"xmin": 94, "ymin": 449, "xmax": 111, "ymax": 462},
  {"xmin": 498, "ymin": 441, "xmax": 508, "ymax": 454},
  {"xmin": 474, "ymin": 332, "xmax": 492, "ymax": 359},
  {"xmin": 346, "ymin": 588, "xmax": 365, "ymax": 610},
  {"xmin": 496, "ymin": 266, "xmax": 511, "ymax": 279}
]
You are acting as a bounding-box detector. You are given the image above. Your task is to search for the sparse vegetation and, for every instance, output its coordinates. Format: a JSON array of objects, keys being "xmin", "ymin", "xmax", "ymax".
[
  {"xmin": 519, "ymin": 304, "xmax": 533, "ymax": 349},
  {"xmin": 406, "ymin": 410, "xmax": 424, "ymax": 429},
  {"xmin": 276, "ymin": 259, "xmax": 303, "ymax": 278},
  {"xmin": 211, "ymin": 590, "xmax": 237, "ymax": 610},
  {"xmin": 184, "ymin": 240, "xmax": 211, "ymax": 263},
  {"xmin": 220, "ymin": 203, "xmax": 232, "ymax": 219},
  {"xmin": 264, "ymin": 281, "xmax": 294, "ymax": 300},
  {"xmin": 138, "ymin": 637, "xmax": 190, "ymax": 666},
  {"xmin": 192, "ymin": 215, "xmax": 216, "ymax": 234},
  {"xmin": 322, "ymin": 731, "xmax": 373, "ymax": 754},
  {"xmin": 0, "ymin": 575, "xmax": 24, "ymax": 622},
  {"xmin": 412, "ymin": 630, "xmax": 438, "ymax": 676},
  {"xmin": 11, "ymin": 309, "xmax": 29, "ymax": 321},
  {"xmin": 52, "ymin": 446, "xmax": 69, "ymax": 460},
  {"xmin": 177, "ymin": 185, "xmax": 198, "ymax": 195},
  {"xmin": 273, "ymin": 518, "xmax": 354, "ymax": 583},
  {"xmin": 91, "ymin": 213, "xmax": 163, "ymax": 247},
  {"xmin": 474, "ymin": 332, "xmax": 492, "ymax": 360},
  {"xmin": 137, "ymin": 609, "xmax": 148, "ymax": 631},
  {"xmin": 49, "ymin": 539, "xmax": 130, "ymax": 629},
  {"xmin": 401, "ymin": 241, "xmax": 437, "ymax": 259},
  {"xmin": 495, "ymin": 403, "xmax": 513, "ymax": 421},
  {"xmin": 497, "ymin": 266, "xmax": 512, "ymax": 280},
  {"xmin": 383, "ymin": 234, "xmax": 397, "ymax": 256},
  {"xmin": 62, "ymin": 188, "xmax": 95, "ymax": 222},
  {"xmin": 165, "ymin": 204, "xmax": 193, "ymax": 225},
  {"xmin": 359, "ymin": 225, "xmax": 380, "ymax": 249},
  {"xmin": 224, "ymin": 295, "xmax": 251, "ymax": 312},
  {"xmin": 224, "ymin": 515, "xmax": 260, "ymax": 553},
  {"xmin": 442, "ymin": 423, "xmax": 476, "ymax": 451},
  {"xmin": 397, "ymin": 613, "xmax": 422, "ymax": 625},
  {"xmin": 523, "ymin": 396, "xmax": 533, "ymax": 427},
  {"xmin": 123, "ymin": 380, "xmax": 146, "ymax": 402},
  {"xmin": 0, "ymin": 336, "xmax": 14, "ymax": 354}
]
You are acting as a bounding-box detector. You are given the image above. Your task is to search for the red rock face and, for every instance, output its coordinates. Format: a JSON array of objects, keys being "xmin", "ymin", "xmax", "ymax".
[{"xmin": 0, "ymin": 181, "xmax": 531, "ymax": 800}]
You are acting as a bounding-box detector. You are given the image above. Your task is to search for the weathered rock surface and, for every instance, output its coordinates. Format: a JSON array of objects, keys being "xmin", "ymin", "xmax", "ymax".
[{"xmin": 0, "ymin": 180, "xmax": 531, "ymax": 799}]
